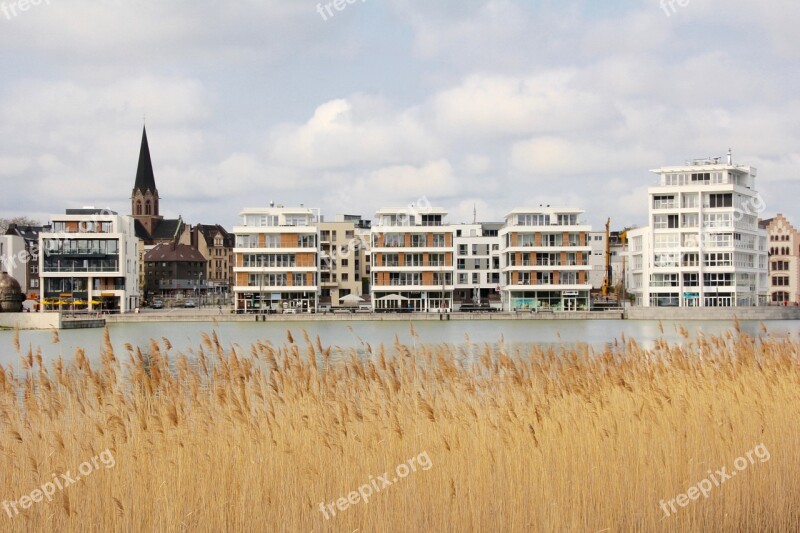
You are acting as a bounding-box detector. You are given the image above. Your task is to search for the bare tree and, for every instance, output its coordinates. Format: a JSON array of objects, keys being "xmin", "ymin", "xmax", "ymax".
[{"xmin": 1, "ymin": 216, "xmax": 41, "ymax": 235}]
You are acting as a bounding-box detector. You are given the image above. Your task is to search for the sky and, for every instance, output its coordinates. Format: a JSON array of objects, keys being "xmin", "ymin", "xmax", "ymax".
[{"xmin": 1, "ymin": 0, "xmax": 799, "ymax": 230}]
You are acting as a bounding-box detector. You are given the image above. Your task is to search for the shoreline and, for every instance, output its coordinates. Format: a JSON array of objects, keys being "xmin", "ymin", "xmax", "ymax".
[{"xmin": 2, "ymin": 306, "xmax": 800, "ymax": 330}]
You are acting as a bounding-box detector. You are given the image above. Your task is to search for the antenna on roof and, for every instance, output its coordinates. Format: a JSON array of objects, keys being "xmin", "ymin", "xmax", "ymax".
[{"xmin": 473, "ymin": 203, "xmax": 477, "ymax": 224}]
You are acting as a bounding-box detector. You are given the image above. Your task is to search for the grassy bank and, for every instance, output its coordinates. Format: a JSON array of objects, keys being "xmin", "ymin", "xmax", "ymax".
[{"xmin": 1, "ymin": 323, "xmax": 798, "ymax": 531}]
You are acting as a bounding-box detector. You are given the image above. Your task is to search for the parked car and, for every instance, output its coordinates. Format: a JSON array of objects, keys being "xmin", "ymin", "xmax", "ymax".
[
  {"xmin": 318, "ymin": 304, "xmax": 332, "ymax": 313},
  {"xmin": 151, "ymin": 300, "xmax": 164, "ymax": 309},
  {"xmin": 282, "ymin": 308, "xmax": 297, "ymax": 314},
  {"xmin": 184, "ymin": 300, "xmax": 196, "ymax": 308}
]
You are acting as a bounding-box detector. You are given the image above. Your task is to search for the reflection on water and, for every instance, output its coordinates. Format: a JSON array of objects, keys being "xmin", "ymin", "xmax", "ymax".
[{"xmin": 1, "ymin": 319, "xmax": 798, "ymax": 366}]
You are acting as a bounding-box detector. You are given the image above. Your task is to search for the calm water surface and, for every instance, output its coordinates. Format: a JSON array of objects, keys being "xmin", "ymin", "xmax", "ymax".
[{"xmin": 2, "ymin": 319, "xmax": 798, "ymax": 366}]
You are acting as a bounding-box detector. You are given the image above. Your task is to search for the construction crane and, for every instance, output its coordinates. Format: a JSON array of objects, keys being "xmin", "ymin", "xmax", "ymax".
[{"xmin": 601, "ymin": 218, "xmax": 612, "ymax": 298}]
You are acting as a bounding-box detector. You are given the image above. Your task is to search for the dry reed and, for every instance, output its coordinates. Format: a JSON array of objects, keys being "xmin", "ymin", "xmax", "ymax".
[{"xmin": 0, "ymin": 325, "xmax": 799, "ymax": 532}]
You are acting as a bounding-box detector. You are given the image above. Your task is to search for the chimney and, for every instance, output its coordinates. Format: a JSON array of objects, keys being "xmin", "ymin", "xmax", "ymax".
[{"xmin": 727, "ymin": 148, "xmax": 732, "ymax": 165}]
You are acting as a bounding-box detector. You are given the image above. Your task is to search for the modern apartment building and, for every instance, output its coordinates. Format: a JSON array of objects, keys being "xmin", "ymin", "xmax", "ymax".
[
  {"xmin": 499, "ymin": 208, "xmax": 592, "ymax": 311},
  {"xmin": 762, "ymin": 214, "xmax": 800, "ymax": 305},
  {"xmin": 319, "ymin": 215, "xmax": 370, "ymax": 308},
  {"xmin": 452, "ymin": 223, "xmax": 502, "ymax": 310},
  {"xmin": 39, "ymin": 209, "xmax": 139, "ymax": 313},
  {"xmin": 627, "ymin": 152, "xmax": 768, "ymax": 307},
  {"xmin": 370, "ymin": 207, "xmax": 454, "ymax": 312},
  {"xmin": 233, "ymin": 206, "xmax": 320, "ymax": 313}
]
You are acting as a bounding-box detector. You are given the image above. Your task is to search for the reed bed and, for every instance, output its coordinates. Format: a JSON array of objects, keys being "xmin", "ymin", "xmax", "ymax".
[{"xmin": 1, "ymin": 322, "xmax": 799, "ymax": 532}]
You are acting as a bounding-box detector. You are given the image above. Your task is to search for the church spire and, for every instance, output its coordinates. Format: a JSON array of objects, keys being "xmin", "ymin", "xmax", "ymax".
[{"xmin": 133, "ymin": 126, "xmax": 157, "ymax": 194}]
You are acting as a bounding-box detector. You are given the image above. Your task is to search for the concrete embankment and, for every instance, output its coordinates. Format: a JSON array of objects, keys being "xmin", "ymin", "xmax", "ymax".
[
  {"xmin": 105, "ymin": 310, "xmax": 626, "ymax": 324},
  {"xmin": 0, "ymin": 313, "xmax": 107, "ymax": 330},
  {"xmin": 3, "ymin": 308, "xmax": 798, "ymax": 330},
  {"xmin": 625, "ymin": 307, "xmax": 800, "ymax": 321}
]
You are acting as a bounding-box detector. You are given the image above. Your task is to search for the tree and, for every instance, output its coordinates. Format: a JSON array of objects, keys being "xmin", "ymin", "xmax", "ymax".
[{"xmin": 1, "ymin": 216, "xmax": 41, "ymax": 235}]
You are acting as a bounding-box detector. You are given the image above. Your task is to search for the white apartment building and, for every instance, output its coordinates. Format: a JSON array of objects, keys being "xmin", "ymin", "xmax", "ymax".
[
  {"xmin": 627, "ymin": 152, "xmax": 768, "ymax": 307},
  {"xmin": 370, "ymin": 207, "xmax": 454, "ymax": 312},
  {"xmin": 499, "ymin": 208, "xmax": 593, "ymax": 311},
  {"xmin": 453, "ymin": 223, "xmax": 502, "ymax": 310},
  {"xmin": 39, "ymin": 209, "xmax": 139, "ymax": 313},
  {"xmin": 233, "ymin": 206, "xmax": 320, "ymax": 313}
]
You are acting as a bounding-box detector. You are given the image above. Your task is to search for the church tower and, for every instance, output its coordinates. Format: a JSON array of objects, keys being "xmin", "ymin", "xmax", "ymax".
[{"xmin": 131, "ymin": 126, "xmax": 162, "ymax": 236}]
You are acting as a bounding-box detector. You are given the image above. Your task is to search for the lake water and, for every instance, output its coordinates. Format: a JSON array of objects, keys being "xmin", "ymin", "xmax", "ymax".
[{"xmin": 2, "ymin": 319, "xmax": 798, "ymax": 367}]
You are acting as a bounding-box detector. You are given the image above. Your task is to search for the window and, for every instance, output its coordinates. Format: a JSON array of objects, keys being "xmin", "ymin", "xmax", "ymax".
[
  {"xmin": 341, "ymin": 273, "xmax": 349, "ymax": 282},
  {"xmin": 519, "ymin": 234, "xmax": 535, "ymax": 246},
  {"xmin": 517, "ymin": 213, "xmax": 549, "ymax": 226},
  {"xmin": 383, "ymin": 234, "xmax": 404, "ymax": 247},
  {"xmin": 706, "ymin": 193, "xmax": 733, "ymax": 208},
  {"xmin": 682, "ymin": 194, "xmax": 699, "ymax": 208},
  {"xmin": 683, "ymin": 273, "xmax": 699, "ymax": 287},
  {"xmin": 560, "ymin": 272, "xmax": 577, "ymax": 285},
  {"xmin": 704, "ymin": 273, "xmax": 732, "ymax": 287},
  {"xmin": 410, "ymin": 234, "xmax": 426, "ymax": 248},
  {"xmin": 542, "ymin": 234, "xmax": 560, "ymax": 247},
  {"xmin": 653, "ymin": 195, "xmax": 677, "ymax": 209},
  {"xmin": 653, "ymin": 253, "xmax": 679, "ymax": 267},
  {"xmin": 429, "ymin": 254, "xmax": 446, "ymax": 267},
  {"xmin": 654, "ymin": 233, "xmax": 679, "ymax": 249},
  {"xmin": 651, "ymin": 273, "xmax": 679, "ymax": 287},
  {"xmin": 458, "ymin": 244, "xmax": 468, "ymax": 255},
  {"xmin": 557, "ymin": 214, "xmax": 577, "ymax": 226},
  {"xmin": 704, "ymin": 252, "xmax": 732, "ymax": 267},
  {"xmin": 654, "ymin": 215, "xmax": 679, "ymax": 229},
  {"xmin": 432, "ymin": 234, "xmax": 447, "ymax": 248},
  {"xmin": 472, "ymin": 273, "xmax": 479, "ymax": 284},
  {"xmin": 682, "ymin": 213, "xmax": 699, "ymax": 228}
]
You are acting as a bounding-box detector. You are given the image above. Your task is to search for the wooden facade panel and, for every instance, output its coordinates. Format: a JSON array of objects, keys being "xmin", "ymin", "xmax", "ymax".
[
  {"xmin": 422, "ymin": 272, "xmax": 434, "ymax": 286},
  {"xmin": 296, "ymin": 253, "xmax": 315, "ymax": 267},
  {"xmin": 535, "ymin": 233, "xmax": 542, "ymax": 246},
  {"xmin": 237, "ymin": 272, "xmax": 249, "ymax": 286},
  {"xmin": 280, "ymin": 234, "xmax": 296, "ymax": 248}
]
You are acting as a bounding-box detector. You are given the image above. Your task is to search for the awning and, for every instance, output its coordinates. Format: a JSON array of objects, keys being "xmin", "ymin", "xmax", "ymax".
[{"xmin": 376, "ymin": 294, "xmax": 409, "ymax": 302}]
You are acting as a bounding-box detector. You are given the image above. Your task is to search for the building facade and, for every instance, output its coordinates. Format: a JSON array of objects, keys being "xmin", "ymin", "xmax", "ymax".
[
  {"xmin": 588, "ymin": 229, "xmax": 627, "ymax": 293},
  {"xmin": 627, "ymin": 152, "xmax": 768, "ymax": 307},
  {"xmin": 190, "ymin": 224, "xmax": 235, "ymax": 297},
  {"xmin": 233, "ymin": 206, "xmax": 320, "ymax": 313},
  {"xmin": 452, "ymin": 223, "xmax": 502, "ymax": 310},
  {"xmin": 4, "ymin": 224, "xmax": 51, "ymax": 302},
  {"xmin": 499, "ymin": 208, "xmax": 592, "ymax": 311},
  {"xmin": 319, "ymin": 216, "xmax": 370, "ymax": 308},
  {"xmin": 370, "ymin": 208, "xmax": 454, "ymax": 312},
  {"xmin": 144, "ymin": 243, "xmax": 208, "ymax": 301},
  {"xmin": 764, "ymin": 214, "xmax": 800, "ymax": 305},
  {"xmin": 0, "ymin": 234, "xmax": 27, "ymax": 294},
  {"xmin": 39, "ymin": 209, "xmax": 139, "ymax": 313}
]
